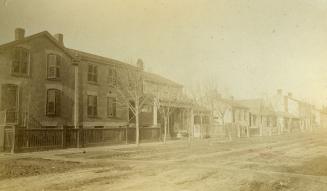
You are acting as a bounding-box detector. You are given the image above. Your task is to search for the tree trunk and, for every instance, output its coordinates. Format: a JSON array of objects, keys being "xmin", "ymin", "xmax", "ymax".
[
  {"xmin": 188, "ymin": 109, "xmax": 193, "ymax": 145},
  {"xmin": 167, "ymin": 113, "xmax": 170, "ymax": 136},
  {"xmin": 164, "ymin": 116, "xmax": 167, "ymax": 144},
  {"xmin": 135, "ymin": 104, "xmax": 140, "ymax": 145},
  {"xmin": 237, "ymin": 123, "xmax": 241, "ymax": 138},
  {"xmin": 200, "ymin": 115, "xmax": 203, "ymax": 139},
  {"xmin": 228, "ymin": 124, "xmax": 232, "ymax": 141}
]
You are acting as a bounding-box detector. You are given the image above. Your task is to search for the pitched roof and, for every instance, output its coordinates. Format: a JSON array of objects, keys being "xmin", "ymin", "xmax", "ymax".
[
  {"xmin": 237, "ymin": 99, "xmax": 275, "ymax": 115},
  {"xmin": 221, "ymin": 99, "xmax": 248, "ymax": 109},
  {"xmin": 68, "ymin": 49, "xmax": 182, "ymax": 87},
  {"xmin": 0, "ymin": 31, "xmax": 74, "ymax": 59},
  {"xmin": 143, "ymin": 72, "xmax": 182, "ymax": 87},
  {"xmin": 66, "ymin": 48, "xmax": 132, "ymax": 68},
  {"xmin": 0, "ymin": 30, "xmax": 182, "ymax": 88}
]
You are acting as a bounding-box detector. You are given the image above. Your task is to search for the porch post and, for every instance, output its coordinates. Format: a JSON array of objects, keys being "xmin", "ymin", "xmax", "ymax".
[
  {"xmin": 73, "ymin": 58, "xmax": 80, "ymax": 147},
  {"xmin": 191, "ymin": 109, "xmax": 194, "ymax": 137},
  {"xmin": 153, "ymin": 99, "xmax": 157, "ymax": 127}
]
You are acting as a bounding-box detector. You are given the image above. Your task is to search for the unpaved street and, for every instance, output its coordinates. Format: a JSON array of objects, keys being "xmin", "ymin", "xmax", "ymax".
[{"xmin": 1, "ymin": 131, "xmax": 327, "ymax": 191}]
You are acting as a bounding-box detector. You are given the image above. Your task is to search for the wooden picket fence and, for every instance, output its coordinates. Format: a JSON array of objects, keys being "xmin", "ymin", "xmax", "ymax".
[{"xmin": 2, "ymin": 126, "xmax": 161, "ymax": 153}]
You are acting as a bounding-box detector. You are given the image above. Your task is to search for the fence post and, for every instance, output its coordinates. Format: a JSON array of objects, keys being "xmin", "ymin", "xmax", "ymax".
[
  {"xmin": 120, "ymin": 126, "xmax": 123, "ymax": 144},
  {"xmin": 0, "ymin": 125, "xmax": 4, "ymax": 152},
  {"xmin": 76, "ymin": 127, "xmax": 81, "ymax": 148},
  {"xmin": 62, "ymin": 126, "xmax": 66, "ymax": 148},
  {"xmin": 125, "ymin": 125, "xmax": 128, "ymax": 144},
  {"xmin": 11, "ymin": 125, "xmax": 19, "ymax": 153}
]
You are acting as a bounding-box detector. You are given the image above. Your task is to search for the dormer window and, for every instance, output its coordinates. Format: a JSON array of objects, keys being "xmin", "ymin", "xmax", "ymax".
[
  {"xmin": 47, "ymin": 54, "xmax": 61, "ymax": 79},
  {"xmin": 12, "ymin": 47, "xmax": 30, "ymax": 76}
]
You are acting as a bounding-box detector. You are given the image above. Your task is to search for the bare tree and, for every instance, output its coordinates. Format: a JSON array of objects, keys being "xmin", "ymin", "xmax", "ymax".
[
  {"xmin": 153, "ymin": 85, "xmax": 180, "ymax": 144},
  {"xmin": 115, "ymin": 62, "xmax": 151, "ymax": 145}
]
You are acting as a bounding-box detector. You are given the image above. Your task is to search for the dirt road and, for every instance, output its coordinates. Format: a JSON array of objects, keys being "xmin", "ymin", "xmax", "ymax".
[{"xmin": 1, "ymin": 130, "xmax": 327, "ymax": 191}]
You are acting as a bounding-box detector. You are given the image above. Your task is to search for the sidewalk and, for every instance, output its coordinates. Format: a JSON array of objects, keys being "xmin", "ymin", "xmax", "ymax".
[{"xmin": 0, "ymin": 138, "xmax": 188, "ymax": 159}]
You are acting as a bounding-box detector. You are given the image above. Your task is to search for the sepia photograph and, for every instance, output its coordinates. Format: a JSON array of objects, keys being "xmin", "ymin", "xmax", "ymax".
[{"xmin": 1, "ymin": 0, "xmax": 327, "ymax": 190}]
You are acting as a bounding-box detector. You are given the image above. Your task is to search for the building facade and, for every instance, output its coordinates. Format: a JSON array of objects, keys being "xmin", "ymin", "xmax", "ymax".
[{"xmin": 0, "ymin": 28, "xmax": 195, "ymax": 139}]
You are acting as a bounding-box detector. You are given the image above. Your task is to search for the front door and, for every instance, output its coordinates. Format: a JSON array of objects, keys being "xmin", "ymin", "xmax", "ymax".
[{"xmin": 1, "ymin": 84, "xmax": 19, "ymax": 123}]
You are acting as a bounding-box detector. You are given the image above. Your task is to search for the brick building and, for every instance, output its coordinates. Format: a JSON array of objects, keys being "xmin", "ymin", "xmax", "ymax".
[{"xmin": 0, "ymin": 28, "xmax": 193, "ymax": 139}]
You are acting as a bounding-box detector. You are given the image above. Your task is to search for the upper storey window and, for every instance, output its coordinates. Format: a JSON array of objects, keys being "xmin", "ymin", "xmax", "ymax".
[
  {"xmin": 88, "ymin": 64, "xmax": 98, "ymax": 83},
  {"xmin": 107, "ymin": 68, "xmax": 117, "ymax": 86},
  {"xmin": 47, "ymin": 54, "xmax": 61, "ymax": 79},
  {"xmin": 12, "ymin": 47, "xmax": 30, "ymax": 76}
]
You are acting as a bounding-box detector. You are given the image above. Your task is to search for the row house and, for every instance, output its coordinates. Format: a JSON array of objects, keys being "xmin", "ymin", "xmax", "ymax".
[
  {"xmin": 271, "ymin": 89, "xmax": 316, "ymax": 133},
  {"xmin": 238, "ymin": 99, "xmax": 277, "ymax": 136},
  {"xmin": 141, "ymin": 68, "xmax": 195, "ymax": 138},
  {"xmin": 209, "ymin": 96, "xmax": 250, "ymax": 138},
  {"xmin": 0, "ymin": 28, "xmax": 194, "ymax": 140}
]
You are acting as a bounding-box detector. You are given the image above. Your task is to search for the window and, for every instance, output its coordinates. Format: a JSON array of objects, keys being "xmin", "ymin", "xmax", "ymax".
[
  {"xmin": 141, "ymin": 104, "xmax": 152, "ymax": 113},
  {"xmin": 107, "ymin": 68, "xmax": 117, "ymax": 86},
  {"xmin": 253, "ymin": 115, "xmax": 257, "ymax": 125},
  {"xmin": 128, "ymin": 76, "xmax": 134, "ymax": 90},
  {"xmin": 87, "ymin": 95, "xmax": 97, "ymax": 117},
  {"xmin": 107, "ymin": 97, "xmax": 116, "ymax": 117},
  {"xmin": 194, "ymin": 116, "xmax": 201, "ymax": 124},
  {"xmin": 46, "ymin": 89, "xmax": 61, "ymax": 116},
  {"xmin": 47, "ymin": 54, "xmax": 61, "ymax": 79},
  {"xmin": 12, "ymin": 47, "xmax": 30, "ymax": 75},
  {"xmin": 88, "ymin": 65, "xmax": 98, "ymax": 82}
]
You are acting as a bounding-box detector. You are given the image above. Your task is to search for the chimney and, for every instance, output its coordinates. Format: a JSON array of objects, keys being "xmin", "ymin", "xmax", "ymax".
[
  {"xmin": 288, "ymin": 92, "xmax": 292, "ymax": 98},
  {"xmin": 136, "ymin": 58, "xmax": 144, "ymax": 71},
  {"xmin": 54, "ymin": 33, "xmax": 64, "ymax": 46},
  {"xmin": 277, "ymin": 89, "xmax": 282, "ymax": 95},
  {"xmin": 15, "ymin": 28, "xmax": 25, "ymax": 40}
]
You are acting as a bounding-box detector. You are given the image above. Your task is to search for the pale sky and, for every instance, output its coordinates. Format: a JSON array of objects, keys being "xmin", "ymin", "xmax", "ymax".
[{"xmin": 1, "ymin": 0, "xmax": 327, "ymax": 107}]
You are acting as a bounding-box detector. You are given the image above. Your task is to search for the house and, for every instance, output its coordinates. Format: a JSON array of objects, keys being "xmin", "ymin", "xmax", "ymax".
[
  {"xmin": 208, "ymin": 95, "xmax": 250, "ymax": 138},
  {"xmin": 192, "ymin": 105, "xmax": 211, "ymax": 138},
  {"xmin": 0, "ymin": 28, "xmax": 194, "ymax": 145},
  {"xmin": 0, "ymin": 29, "xmax": 75, "ymax": 128},
  {"xmin": 271, "ymin": 89, "xmax": 315, "ymax": 133},
  {"xmin": 238, "ymin": 98, "xmax": 277, "ymax": 136}
]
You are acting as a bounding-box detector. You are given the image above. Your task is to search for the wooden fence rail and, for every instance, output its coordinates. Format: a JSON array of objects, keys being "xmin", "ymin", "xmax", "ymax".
[{"xmin": 3, "ymin": 126, "xmax": 161, "ymax": 153}]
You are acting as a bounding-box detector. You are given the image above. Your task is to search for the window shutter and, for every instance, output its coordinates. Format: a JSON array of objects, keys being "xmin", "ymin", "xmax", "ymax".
[
  {"xmin": 12, "ymin": 48, "xmax": 20, "ymax": 73},
  {"xmin": 88, "ymin": 65, "xmax": 92, "ymax": 81},
  {"xmin": 94, "ymin": 66, "xmax": 98, "ymax": 82},
  {"xmin": 87, "ymin": 96, "xmax": 91, "ymax": 116},
  {"xmin": 56, "ymin": 55, "xmax": 61, "ymax": 78},
  {"xmin": 107, "ymin": 97, "xmax": 109, "ymax": 116},
  {"xmin": 55, "ymin": 90, "xmax": 61, "ymax": 116},
  {"xmin": 21, "ymin": 49, "xmax": 29, "ymax": 74},
  {"xmin": 113, "ymin": 98, "xmax": 116, "ymax": 117},
  {"xmin": 94, "ymin": 96, "xmax": 97, "ymax": 116},
  {"xmin": 113, "ymin": 70, "xmax": 117, "ymax": 86},
  {"xmin": 108, "ymin": 69, "xmax": 113, "ymax": 84}
]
